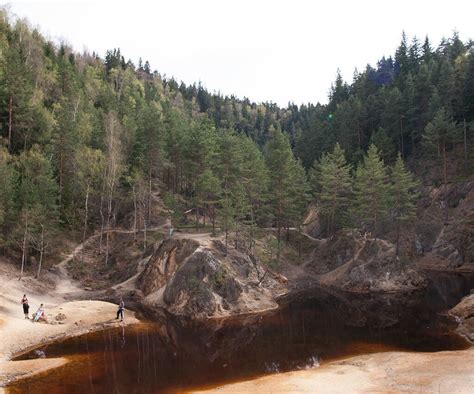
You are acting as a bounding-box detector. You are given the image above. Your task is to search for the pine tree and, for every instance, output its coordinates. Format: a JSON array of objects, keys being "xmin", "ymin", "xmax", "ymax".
[
  {"xmin": 185, "ymin": 118, "xmax": 217, "ymax": 223},
  {"xmin": 218, "ymin": 188, "xmax": 235, "ymax": 255},
  {"xmin": 135, "ymin": 102, "xmax": 164, "ymax": 226},
  {"xmin": 14, "ymin": 147, "xmax": 58, "ymax": 279},
  {"xmin": 462, "ymin": 51, "xmax": 474, "ymax": 166},
  {"xmin": 264, "ymin": 128, "xmax": 295, "ymax": 261},
  {"xmin": 0, "ymin": 147, "xmax": 15, "ymax": 244},
  {"xmin": 1, "ymin": 42, "xmax": 34, "ymax": 153},
  {"xmin": 391, "ymin": 153, "xmax": 420, "ymax": 256},
  {"xmin": 412, "ymin": 63, "xmax": 434, "ymax": 152},
  {"xmin": 370, "ymin": 127, "xmax": 396, "ymax": 164},
  {"xmin": 381, "ymin": 87, "xmax": 405, "ymax": 157},
  {"xmin": 238, "ymin": 135, "xmax": 268, "ymax": 245},
  {"xmin": 423, "ymin": 108, "xmax": 458, "ymax": 222},
  {"xmin": 352, "ymin": 144, "xmax": 390, "ymax": 238},
  {"xmin": 196, "ymin": 169, "xmax": 221, "ymax": 233},
  {"xmin": 101, "ymin": 111, "xmax": 124, "ymax": 264},
  {"xmin": 463, "ymin": 51, "xmax": 474, "ymax": 122},
  {"xmin": 75, "ymin": 147, "xmax": 105, "ymax": 242},
  {"xmin": 311, "ymin": 143, "xmax": 352, "ymax": 237},
  {"xmin": 287, "ymin": 158, "xmax": 310, "ymax": 237},
  {"xmin": 422, "ymin": 36, "xmax": 432, "ymax": 63}
]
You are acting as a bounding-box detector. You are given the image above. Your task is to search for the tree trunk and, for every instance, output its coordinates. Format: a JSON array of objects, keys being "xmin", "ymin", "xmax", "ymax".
[
  {"xmin": 36, "ymin": 225, "xmax": 44, "ymax": 278},
  {"xmin": 143, "ymin": 216, "xmax": 147, "ymax": 255},
  {"xmin": 174, "ymin": 168, "xmax": 179, "ymax": 194},
  {"xmin": 105, "ymin": 183, "xmax": 114, "ymax": 265},
  {"xmin": 212, "ymin": 205, "xmax": 216, "ymax": 234},
  {"xmin": 147, "ymin": 168, "xmax": 152, "ymax": 224},
  {"xmin": 357, "ymin": 124, "xmax": 361, "ymax": 149},
  {"xmin": 105, "ymin": 231, "xmax": 110, "ymax": 265},
  {"xmin": 399, "ymin": 116, "xmax": 405, "ymax": 158},
  {"xmin": 8, "ymin": 96, "xmax": 12, "ymax": 152},
  {"xmin": 463, "ymin": 118, "xmax": 468, "ymax": 171},
  {"xmin": 19, "ymin": 216, "xmax": 28, "ymax": 280},
  {"xmin": 443, "ymin": 140, "xmax": 448, "ymax": 223},
  {"xmin": 277, "ymin": 222, "xmax": 281, "ymax": 263},
  {"xmin": 132, "ymin": 185, "xmax": 137, "ymax": 240},
  {"xmin": 395, "ymin": 218, "xmax": 400, "ymax": 257},
  {"xmin": 249, "ymin": 202, "xmax": 255, "ymax": 251},
  {"xmin": 82, "ymin": 184, "xmax": 90, "ymax": 243},
  {"xmin": 326, "ymin": 213, "xmax": 331, "ymax": 238},
  {"xmin": 225, "ymin": 227, "xmax": 228, "ymax": 256},
  {"xmin": 374, "ymin": 208, "xmax": 378, "ymax": 242},
  {"xmin": 59, "ymin": 144, "xmax": 64, "ymax": 206},
  {"xmin": 99, "ymin": 188, "xmax": 105, "ymax": 253},
  {"xmin": 73, "ymin": 97, "xmax": 81, "ymax": 122}
]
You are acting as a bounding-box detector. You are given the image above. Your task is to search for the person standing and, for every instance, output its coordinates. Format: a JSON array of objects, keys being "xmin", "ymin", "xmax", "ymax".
[
  {"xmin": 116, "ymin": 298, "xmax": 125, "ymax": 321},
  {"xmin": 21, "ymin": 294, "xmax": 29, "ymax": 319}
]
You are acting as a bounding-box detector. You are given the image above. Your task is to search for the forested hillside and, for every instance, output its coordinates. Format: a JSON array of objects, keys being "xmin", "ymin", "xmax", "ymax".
[{"xmin": 0, "ymin": 8, "xmax": 473, "ymax": 275}]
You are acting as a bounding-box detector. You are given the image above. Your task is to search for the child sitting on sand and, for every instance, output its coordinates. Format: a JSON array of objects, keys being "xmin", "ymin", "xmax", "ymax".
[{"xmin": 33, "ymin": 304, "xmax": 48, "ymax": 323}]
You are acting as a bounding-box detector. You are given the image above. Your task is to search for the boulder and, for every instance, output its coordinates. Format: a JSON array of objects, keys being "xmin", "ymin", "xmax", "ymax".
[
  {"xmin": 55, "ymin": 313, "xmax": 67, "ymax": 321},
  {"xmin": 450, "ymin": 294, "xmax": 474, "ymax": 342},
  {"xmin": 163, "ymin": 250, "xmax": 242, "ymax": 318}
]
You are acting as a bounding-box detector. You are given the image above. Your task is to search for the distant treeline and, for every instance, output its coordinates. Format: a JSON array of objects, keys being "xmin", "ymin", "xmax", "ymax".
[{"xmin": 0, "ymin": 8, "xmax": 472, "ymax": 274}]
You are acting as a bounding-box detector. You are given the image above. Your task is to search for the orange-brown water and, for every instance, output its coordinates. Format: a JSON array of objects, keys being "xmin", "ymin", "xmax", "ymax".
[{"xmin": 7, "ymin": 272, "xmax": 474, "ymax": 394}]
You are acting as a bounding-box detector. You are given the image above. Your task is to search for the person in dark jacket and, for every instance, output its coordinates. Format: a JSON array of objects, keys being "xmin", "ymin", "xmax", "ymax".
[
  {"xmin": 21, "ymin": 294, "xmax": 29, "ymax": 319},
  {"xmin": 116, "ymin": 298, "xmax": 125, "ymax": 321}
]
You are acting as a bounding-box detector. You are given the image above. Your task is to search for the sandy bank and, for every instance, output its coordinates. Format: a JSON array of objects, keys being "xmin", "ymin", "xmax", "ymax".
[
  {"xmin": 195, "ymin": 347, "xmax": 474, "ymax": 394},
  {"xmin": 0, "ymin": 258, "xmax": 140, "ymax": 389},
  {"xmin": 0, "ymin": 300, "xmax": 139, "ymax": 387}
]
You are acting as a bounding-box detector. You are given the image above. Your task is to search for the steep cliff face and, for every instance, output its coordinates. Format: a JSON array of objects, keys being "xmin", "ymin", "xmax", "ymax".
[
  {"xmin": 299, "ymin": 180, "xmax": 474, "ymax": 294},
  {"xmin": 138, "ymin": 236, "xmax": 287, "ymax": 319},
  {"xmin": 315, "ymin": 236, "xmax": 426, "ymax": 293},
  {"xmin": 140, "ymin": 238, "xmax": 200, "ymax": 296},
  {"xmin": 418, "ymin": 181, "xmax": 474, "ymax": 272}
]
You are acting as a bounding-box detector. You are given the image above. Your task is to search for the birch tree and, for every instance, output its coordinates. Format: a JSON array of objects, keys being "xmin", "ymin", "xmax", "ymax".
[{"xmin": 102, "ymin": 112, "xmax": 123, "ymax": 264}]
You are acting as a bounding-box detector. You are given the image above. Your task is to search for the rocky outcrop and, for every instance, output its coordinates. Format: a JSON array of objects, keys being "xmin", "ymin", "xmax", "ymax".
[
  {"xmin": 418, "ymin": 181, "xmax": 474, "ymax": 272},
  {"xmin": 163, "ymin": 250, "xmax": 243, "ymax": 317},
  {"xmin": 139, "ymin": 238, "xmax": 199, "ymax": 295},
  {"xmin": 139, "ymin": 235, "xmax": 287, "ymax": 320},
  {"xmin": 318, "ymin": 237, "xmax": 426, "ymax": 293},
  {"xmin": 450, "ymin": 293, "xmax": 474, "ymax": 342}
]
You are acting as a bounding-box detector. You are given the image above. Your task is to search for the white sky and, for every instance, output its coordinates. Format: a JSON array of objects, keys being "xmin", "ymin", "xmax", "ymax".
[{"xmin": 5, "ymin": 0, "xmax": 474, "ymax": 106}]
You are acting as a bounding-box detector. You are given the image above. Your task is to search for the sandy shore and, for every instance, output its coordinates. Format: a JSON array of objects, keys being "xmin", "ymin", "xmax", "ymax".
[
  {"xmin": 0, "ymin": 300, "xmax": 139, "ymax": 388},
  {"xmin": 0, "ymin": 261, "xmax": 140, "ymax": 390},
  {"xmin": 195, "ymin": 347, "xmax": 474, "ymax": 393}
]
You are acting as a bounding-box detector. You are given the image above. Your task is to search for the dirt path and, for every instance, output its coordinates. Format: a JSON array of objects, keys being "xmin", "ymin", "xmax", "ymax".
[{"xmin": 53, "ymin": 223, "xmax": 170, "ymax": 297}]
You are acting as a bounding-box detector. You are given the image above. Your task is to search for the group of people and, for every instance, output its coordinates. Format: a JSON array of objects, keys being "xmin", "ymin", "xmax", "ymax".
[
  {"xmin": 21, "ymin": 294, "xmax": 47, "ymax": 323},
  {"xmin": 20, "ymin": 294, "xmax": 125, "ymax": 322}
]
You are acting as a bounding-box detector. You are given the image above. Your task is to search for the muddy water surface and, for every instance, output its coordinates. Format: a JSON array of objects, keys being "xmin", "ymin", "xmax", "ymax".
[{"xmin": 7, "ymin": 272, "xmax": 474, "ymax": 393}]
